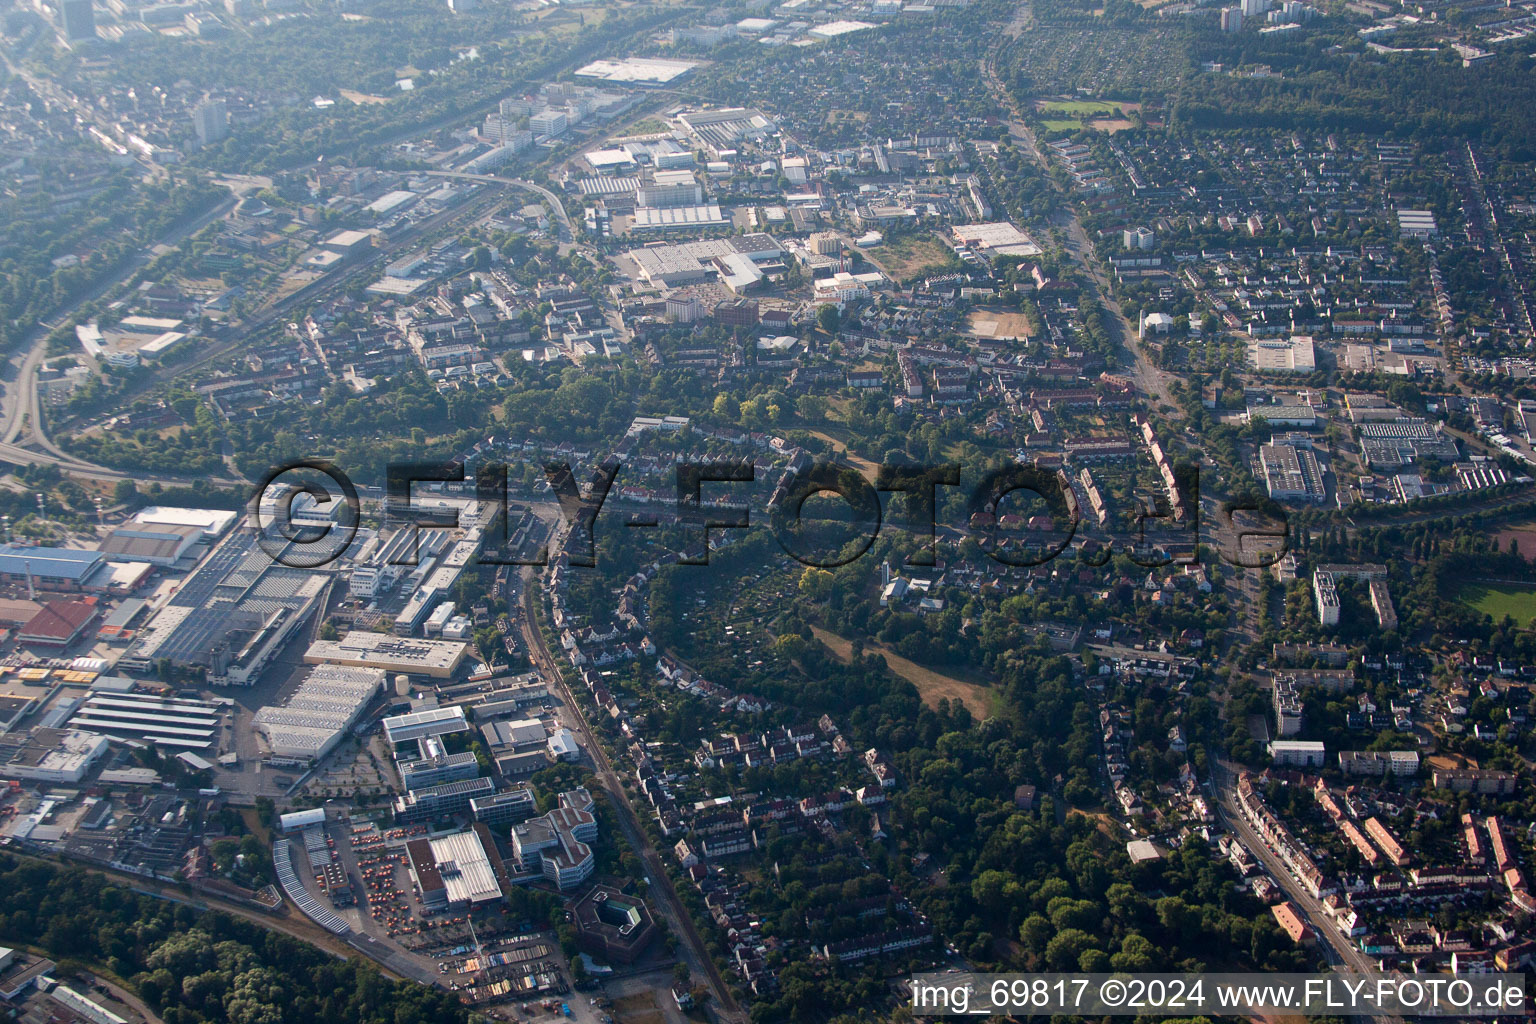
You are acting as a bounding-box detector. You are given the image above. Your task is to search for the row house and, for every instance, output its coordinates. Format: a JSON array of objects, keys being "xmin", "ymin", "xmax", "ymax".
[{"xmin": 821, "ymin": 924, "xmax": 932, "ymax": 963}]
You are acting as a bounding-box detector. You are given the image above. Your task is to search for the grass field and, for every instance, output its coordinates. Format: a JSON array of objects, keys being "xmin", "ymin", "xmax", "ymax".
[
  {"xmin": 864, "ymin": 231, "xmax": 957, "ymax": 281},
  {"xmin": 812, "ymin": 625, "xmax": 994, "ymax": 718},
  {"xmin": 1035, "ymin": 98, "xmax": 1141, "ymax": 115},
  {"xmin": 1458, "ymin": 581, "xmax": 1536, "ymax": 623},
  {"xmin": 1033, "ymin": 99, "xmax": 1142, "ymax": 133},
  {"xmin": 1036, "ymin": 99, "xmax": 1121, "ymax": 115}
]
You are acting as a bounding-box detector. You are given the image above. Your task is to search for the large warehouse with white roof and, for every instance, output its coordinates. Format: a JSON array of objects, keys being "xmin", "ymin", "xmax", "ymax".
[{"xmin": 253, "ymin": 664, "xmax": 385, "ymax": 761}]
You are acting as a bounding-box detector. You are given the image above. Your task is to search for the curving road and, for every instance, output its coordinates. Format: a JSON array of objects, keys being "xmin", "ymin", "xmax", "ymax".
[
  {"xmin": 421, "ymin": 171, "xmax": 574, "ymax": 243},
  {"xmin": 0, "ymin": 188, "xmax": 241, "ymax": 476}
]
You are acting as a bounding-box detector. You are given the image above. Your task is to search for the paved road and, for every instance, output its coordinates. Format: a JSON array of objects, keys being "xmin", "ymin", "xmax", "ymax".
[
  {"xmin": 0, "ymin": 189, "xmax": 240, "ymax": 472},
  {"xmin": 515, "ymin": 549, "xmax": 746, "ymax": 1024},
  {"xmin": 1211, "ymin": 759, "xmax": 1402, "ymax": 1024},
  {"xmin": 980, "ymin": 30, "xmax": 1179, "ymax": 417},
  {"xmin": 94, "ymin": 976, "xmax": 166, "ymax": 1024}
]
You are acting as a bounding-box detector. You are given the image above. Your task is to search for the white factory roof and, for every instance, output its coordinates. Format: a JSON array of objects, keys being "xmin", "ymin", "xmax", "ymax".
[
  {"xmin": 585, "ymin": 148, "xmax": 637, "ymax": 169},
  {"xmin": 482, "ymin": 717, "xmax": 546, "ymax": 748},
  {"xmin": 68, "ymin": 690, "xmax": 220, "ymax": 749},
  {"xmin": 306, "ymin": 631, "xmax": 468, "ymax": 675},
  {"xmin": 132, "ymin": 506, "xmax": 238, "ymax": 539},
  {"xmin": 808, "ymin": 19, "xmax": 876, "ymax": 37},
  {"xmin": 365, "ymin": 190, "xmax": 417, "ymax": 215},
  {"xmin": 99, "ymin": 767, "xmax": 160, "ymax": 786},
  {"xmin": 652, "ymin": 168, "xmax": 698, "ymax": 187},
  {"xmin": 548, "ymin": 728, "xmax": 578, "ymax": 759},
  {"xmin": 324, "ymin": 229, "xmax": 374, "ymax": 249},
  {"xmin": 952, "ymin": 221, "xmax": 1042, "ymax": 257},
  {"xmin": 279, "ymin": 807, "xmax": 327, "ymax": 832},
  {"xmin": 382, "ymin": 704, "xmax": 469, "ymax": 744},
  {"xmin": 719, "ymin": 252, "xmax": 765, "ymax": 291},
  {"xmin": 254, "ymin": 664, "xmax": 384, "ymax": 759},
  {"xmin": 176, "ymin": 751, "xmax": 214, "ymax": 772},
  {"xmin": 118, "ymin": 315, "xmax": 183, "ymax": 334},
  {"xmin": 630, "ymin": 205, "xmax": 729, "ymax": 230},
  {"xmin": 574, "ymin": 57, "xmax": 698, "ymax": 84},
  {"xmin": 366, "ymin": 277, "xmax": 431, "ymax": 297},
  {"xmin": 430, "ymin": 829, "xmax": 503, "ymax": 905},
  {"xmin": 141, "ymin": 331, "xmax": 188, "ymax": 356},
  {"xmin": 7, "ymin": 730, "xmax": 109, "ymax": 782},
  {"xmin": 1249, "ymin": 334, "xmax": 1317, "ymax": 373}
]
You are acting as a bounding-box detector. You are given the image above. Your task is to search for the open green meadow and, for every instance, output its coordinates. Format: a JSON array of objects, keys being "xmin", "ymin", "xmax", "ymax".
[{"xmin": 1458, "ymin": 581, "xmax": 1536, "ymax": 623}]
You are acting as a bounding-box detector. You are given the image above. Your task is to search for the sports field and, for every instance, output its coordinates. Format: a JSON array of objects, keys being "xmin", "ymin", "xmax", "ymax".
[{"xmin": 1458, "ymin": 581, "xmax": 1536, "ymax": 623}]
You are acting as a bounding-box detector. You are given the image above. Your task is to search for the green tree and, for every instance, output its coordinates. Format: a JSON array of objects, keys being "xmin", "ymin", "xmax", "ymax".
[{"xmin": 816, "ymin": 304, "xmax": 840, "ymax": 334}]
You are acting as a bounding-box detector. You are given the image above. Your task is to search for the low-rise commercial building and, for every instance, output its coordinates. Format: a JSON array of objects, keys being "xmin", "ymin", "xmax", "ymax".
[
  {"xmin": 305, "ymin": 632, "xmax": 468, "ymax": 679},
  {"xmin": 2, "ymin": 728, "xmax": 109, "ymax": 783}
]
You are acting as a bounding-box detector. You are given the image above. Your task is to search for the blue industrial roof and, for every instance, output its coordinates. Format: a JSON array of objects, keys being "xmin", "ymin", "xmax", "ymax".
[{"xmin": 0, "ymin": 544, "xmax": 104, "ymax": 581}]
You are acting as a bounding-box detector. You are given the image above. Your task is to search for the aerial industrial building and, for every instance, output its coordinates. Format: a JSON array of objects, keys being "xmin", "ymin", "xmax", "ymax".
[
  {"xmin": 68, "ymin": 690, "xmax": 222, "ymax": 750},
  {"xmin": 479, "ymin": 717, "xmax": 546, "ymax": 751},
  {"xmin": 1248, "ymin": 334, "xmax": 1317, "ymax": 373},
  {"xmin": 574, "ymin": 57, "xmax": 698, "ymax": 85},
  {"xmin": 97, "ymin": 523, "xmax": 204, "ymax": 567},
  {"xmin": 253, "ymin": 665, "xmax": 385, "ymax": 761},
  {"xmin": 304, "ymin": 632, "xmax": 468, "ymax": 679},
  {"xmin": 2, "ymin": 728, "xmax": 110, "ymax": 783},
  {"xmin": 676, "ymin": 107, "xmax": 775, "ymax": 151},
  {"xmin": 394, "ymin": 776, "xmax": 495, "ymax": 824},
  {"xmin": 18, "ymin": 598, "xmax": 103, "ymax": 647},
  {"xmin": 0, "ymin": 545, "xmax": 108, "ymax": 593},
  {"xmin": 1259, "ymin": 442, "xmax": 1327, "ymax": 502},
  {"xmin": 950, "ymin": 222, "xmax": 1043, "ymax": 259},
  {"xmin": 511, "ymin": 788, "xmax": 598, "ymax": 890},
  {"xmin": 131, "ymin": 506, "xmax": 238, "ymax": 540},
  {"xmin": 382, "ymin": 705, "xmax": 470, "ymax": 746},
  {"xmin": 406, "ymin": 824, "xmax": 507, "ymax": 909},
  {"xmin": 119, "ymin": 526, "xmax": 330, "ymax": 685},
  {"xmin": 397, "ymin": 734, "xmax": 480, "ymax": 791},
  {"xmin": 628, "ymin": 235, "xmax": 785, "ymax": 287},
  {"xmin": 470, "ymin": 785, "xmax": 538, "ymax": 827}
]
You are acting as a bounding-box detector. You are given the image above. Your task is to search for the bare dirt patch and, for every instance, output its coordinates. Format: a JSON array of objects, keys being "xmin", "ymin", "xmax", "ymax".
[
  {"xmin": 809, "ymin": 430, "xmax": 880, "ymax": 482},
  {"xmin": 611, "ymin": 992, "xmax": 666, "ymax": 1024},
  {"xmin": 812, "ymin": 625, "xmax": 993, "ymax": 718},
  {"xmin": 967, "ymin": 307, "xmax": 1037, "ymax": 340}
]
